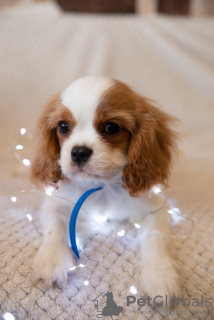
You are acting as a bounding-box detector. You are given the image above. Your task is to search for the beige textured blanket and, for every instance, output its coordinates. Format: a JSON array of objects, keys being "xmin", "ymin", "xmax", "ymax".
[{"xmin": 0, "ymin": 3, "xmax": 214, "ymax": 319}]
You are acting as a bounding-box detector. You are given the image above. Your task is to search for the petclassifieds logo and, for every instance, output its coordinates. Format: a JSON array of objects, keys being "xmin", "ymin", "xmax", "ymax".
[
  {"xmin": 93, "ymin": 291, "xmax": 212, "ymax": 318},
  {"xmin": 127, "ymin": 294, "xmax": 212, "ymax": 308},
  {"xmin": 93, "ymin": 291, "xmax": 123, "ymax": 318}
]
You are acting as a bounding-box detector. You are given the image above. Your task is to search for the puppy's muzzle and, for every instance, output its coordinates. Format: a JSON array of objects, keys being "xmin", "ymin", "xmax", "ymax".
[{"xmin": 71, "ymin": 146, "xmax": 92, "ymax": 166}]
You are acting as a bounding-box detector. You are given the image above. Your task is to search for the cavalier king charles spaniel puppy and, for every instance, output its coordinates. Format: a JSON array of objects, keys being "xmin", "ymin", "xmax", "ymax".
[{"xmin": 31, "ymin": 76, "xmax": 180, "ymax": 297}]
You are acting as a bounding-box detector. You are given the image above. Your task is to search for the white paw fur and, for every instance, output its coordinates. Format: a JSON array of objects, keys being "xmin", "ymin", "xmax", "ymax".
[
  {"xmin": 138, "ymin": 234, "xmax": 180, "ymax": 300},
  {"xmin": 139, "ymin": 257, "xmax": 180, "ymax": 300},
  {"xmin": 33, "ymin": 238, "xmax": 75, "ymax": 288}
]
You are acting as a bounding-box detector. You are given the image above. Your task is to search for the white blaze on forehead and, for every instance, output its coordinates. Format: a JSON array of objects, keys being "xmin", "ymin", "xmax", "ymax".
[{"xmin": 61, "ymin": 76, "xmax": 113, "ymax": 125}]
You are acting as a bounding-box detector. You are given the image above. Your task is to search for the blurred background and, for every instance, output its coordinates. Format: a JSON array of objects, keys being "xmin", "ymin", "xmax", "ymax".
[
  {"xmin": 0, "ymin": 1, "xmax": 214, "ymax": 319},
  {"xmin": 0, "ymin": 0, "xmax": 214, "ymax": 150},
  {"xmin": 1, "ymin": 0, "xmax": 214, "ymax": 15}
]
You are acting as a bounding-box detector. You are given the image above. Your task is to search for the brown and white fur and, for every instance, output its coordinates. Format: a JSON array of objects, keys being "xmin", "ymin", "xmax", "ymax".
[{"xmin": 31, "ymin": 76, "xmax": 180, "ymax": 297}]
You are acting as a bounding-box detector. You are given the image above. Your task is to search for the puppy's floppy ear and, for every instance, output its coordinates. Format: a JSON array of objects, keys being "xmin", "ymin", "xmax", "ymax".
[
  {"xmin": 122, "ymin": 95, "xmax": 177, "ymax": 196},
  {"xmin": 30, "ymin": 95, "xmax": 63, "ymax": 188}
]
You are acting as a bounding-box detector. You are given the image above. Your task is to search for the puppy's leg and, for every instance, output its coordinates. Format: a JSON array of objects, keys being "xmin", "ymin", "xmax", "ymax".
[
  {"xmin": 33, "ymin": 197, "xmax": 75, "ymax": 287},
  {"xmin": 138, "ymin": 209, "xmax": 180, "ymax": 299}
]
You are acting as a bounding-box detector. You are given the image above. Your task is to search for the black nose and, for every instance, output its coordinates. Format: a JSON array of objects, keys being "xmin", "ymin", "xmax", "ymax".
[{"xmin": 71, "ymin": 146, "xmax": 93, "ymax": 166}]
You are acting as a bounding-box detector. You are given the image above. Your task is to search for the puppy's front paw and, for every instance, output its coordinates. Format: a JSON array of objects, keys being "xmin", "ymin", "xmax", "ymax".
[
  {"xmin": 139, "ymin": 257, "xmax": 180, "ymax": 301},
  {"xmin": 33, "ymin": 241, "xmax": 75, "ymax": 288}
]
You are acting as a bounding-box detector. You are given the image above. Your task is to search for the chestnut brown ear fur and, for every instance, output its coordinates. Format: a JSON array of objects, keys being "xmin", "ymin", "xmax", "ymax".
[
  {"xmin": 30, "ymin": 95, "xmax": 63, "ymax": 187},
  {"xmin": 122, "ymin": 94, "xmax": 177, "ymax": 196}
]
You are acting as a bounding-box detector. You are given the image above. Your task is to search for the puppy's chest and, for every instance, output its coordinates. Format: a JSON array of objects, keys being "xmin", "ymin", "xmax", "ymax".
[{"xmin": 55, "ymin": 181, "xmax": 155, "ymax": 223}]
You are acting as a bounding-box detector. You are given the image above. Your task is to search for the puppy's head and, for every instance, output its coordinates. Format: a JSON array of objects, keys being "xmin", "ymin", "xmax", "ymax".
[{"xmin": 31, "ymin": 77, "xmax": 177, "ymax": 196}]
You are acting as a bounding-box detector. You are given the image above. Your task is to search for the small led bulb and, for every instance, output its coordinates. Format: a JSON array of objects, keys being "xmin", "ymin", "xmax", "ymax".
[
  {"xmin": 2, "ymin": 313, "xmax": 15, "ymax": 320},
  {"xmin": 26, "ymin": 214, "xmax": 32, "ymax": 221},
  {"xmin": 20, "ymin": 128, "xmax": 26, "ymax": 135},
  {"xmin": 117, "ymin": 230, "xmax": 125, "ymax": 237},
  {"xmin": 130, "ymin": 286, "xmax": 138, "ymax": 294},
  {"xmin": 69, "ymin": 266, "xmax": 76, "ymax": 271},
  {"xmin": 22, "ymin": 159, "xmax": 30, "ymax": 166},
  {"xmin": 152, "ymin": 185, "xmax": 162, "ymax": 194},
  {"xmin": 11, "ymin": 197, "xmax": 17, "ymax": 203},
  {"xmin": 15, "ymin": 144, "xmax": 24, "ymax": 150}
]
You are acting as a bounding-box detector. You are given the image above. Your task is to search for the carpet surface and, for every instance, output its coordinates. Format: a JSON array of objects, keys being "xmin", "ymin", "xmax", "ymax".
[{"xmin": 0, "ymin": 4, "xmax": 214, "ymax": 319}]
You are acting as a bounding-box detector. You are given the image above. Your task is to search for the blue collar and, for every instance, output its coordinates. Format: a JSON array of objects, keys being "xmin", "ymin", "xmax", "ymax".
[{"xmin": 69, "ymin": 187, "xmax": 102, "ymax": 259}]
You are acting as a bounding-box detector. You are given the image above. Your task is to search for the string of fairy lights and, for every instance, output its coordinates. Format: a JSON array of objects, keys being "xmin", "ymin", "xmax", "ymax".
[{"xmin": 0, "ymin": 128, "xmax": 194, "ymax": 301}]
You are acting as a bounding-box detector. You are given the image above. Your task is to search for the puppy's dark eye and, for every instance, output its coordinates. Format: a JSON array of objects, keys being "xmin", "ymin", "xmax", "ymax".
[
  {"xmin": 104, "ymin": 123, "xmax": 120, "ymax": 135},
  {"xmin": 58, "ymin": 121, "xmax": 69, "ymax": 135}
]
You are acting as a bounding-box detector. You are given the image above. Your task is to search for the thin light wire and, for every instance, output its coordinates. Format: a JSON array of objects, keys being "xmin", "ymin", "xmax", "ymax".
[
  {"xmin": 0, "ymin": 186, "xmax": 194, "ymax": 287},
  {"xmin": 0, "ymin": 133, "xmax": 195, "ymax": 288}
]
